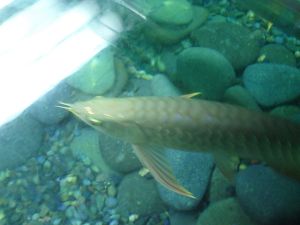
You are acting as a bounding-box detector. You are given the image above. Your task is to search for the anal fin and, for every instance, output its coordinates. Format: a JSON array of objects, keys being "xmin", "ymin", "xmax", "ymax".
[{"xmin": 132, "ymin": 144, "xmax": 196, "ymax": 199}]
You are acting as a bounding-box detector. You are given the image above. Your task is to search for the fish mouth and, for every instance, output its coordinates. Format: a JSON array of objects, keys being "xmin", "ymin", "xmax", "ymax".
[
  {"xmin": 56, "ymin": 101, "xmax": 80, "ymax": 117},
  {"xmin": 56, "ymin": 101, "xmax": 81, "ymax": 118},
  {"xmin": 56, "ymin": 101, "xmax": 72, "ymax": 111}
]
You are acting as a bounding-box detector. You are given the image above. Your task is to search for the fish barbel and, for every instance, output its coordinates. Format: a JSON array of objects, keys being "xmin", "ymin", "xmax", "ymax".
[{"xmin": 59, "ymin": 96, "xmax": 300, "ymax": 198}]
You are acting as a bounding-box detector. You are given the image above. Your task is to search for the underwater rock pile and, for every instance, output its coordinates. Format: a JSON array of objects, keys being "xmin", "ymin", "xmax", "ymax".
[
  {"xmin": 176, "ymin": 47, "xmax": 236, "ymax": 100},
  {"xmin": 243, "ymin": 63, "xmax": 300, "ymax": 107},
  {"xmin": 236, "ymin": 165, "xmax": 300, "ymax": 225},
  {"xmin": 0, "ymin": 118, "xmax": 172, "ymax": 225},
  {"xmin": 191, "ymin": 21, "xmax": 263, "ymax": 70},
  {"xmin": 1, "ymin": 0, "xmax": 300, "ymax": 225}
]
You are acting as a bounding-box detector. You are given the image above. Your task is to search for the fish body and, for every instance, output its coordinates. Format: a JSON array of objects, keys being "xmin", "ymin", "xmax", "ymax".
[{"xmin": 61, "ymin": 96, "xmax": 300, "ymax": 197}]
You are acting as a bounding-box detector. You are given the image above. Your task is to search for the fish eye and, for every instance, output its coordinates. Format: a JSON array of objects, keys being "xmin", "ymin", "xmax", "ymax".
[{"xmin": 87, "ymin": 117, "xmax": 102, "ymax": 126}]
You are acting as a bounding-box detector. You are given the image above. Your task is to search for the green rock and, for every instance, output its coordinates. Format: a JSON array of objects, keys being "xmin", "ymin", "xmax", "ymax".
[
  {"xmin": 145, "ymin": 6, "xmax": 208, "ymax": 44},
  {"xmin": 70, "ymin": 128, "xmax": 111, "ymax": 172},
  {"xmin": 151, "ymin": 74, "xmax": 181, "ymax": 96},
  {"xmin": 0, "ymin": 113, "xmax": 44, "ymax": 171},
  {"xmin": 169, "ymin": 211, "xmax": 198, "ymax": 225},
  {"xmin": 117, "ymin": 172, "xmax": 166, "ymax": 217},
  {"xmin": 191, "ymin": 22, "xmax": 263, "ymax": 70},
  {"xmin": 236, "ymin": 165, "xmax": 300, "ymax": 225},
  {"xmin": 176, "ymin": 47, "xmax": 235, "ymax": 100},
  {"xmin": 106, "ymin": 57, "xmax": 128, "ymax": 97},
  {"xmin": 259, "ymin": 44, "xmax": 296, "ymax": 66},
  {"xmin": 270, "ymin": 105, "xmax": 300, "ymax": 123},
  {"xmin": 157, "ymin": 150, "xmax": 214, "ymax": 211},
  {"xmin": 196, "ymin": 198, "xmax": 257, "ymax": 225},
  {"xmin": 224, "ymin": 85, "xmax": 261, "ymax": 111},
  {"xmin": 149, "ymin": 0, "xmax": 193, "ymax": 25},
  {"xmin": 39, "ymin": 204, "xmax": 49, "ymax": 217},
  {"xmin": 243, "ymin": 63, "xmax": 300, "ymax": 107},
  {"xmin": 99, "ymin": 133, "xmax": 141, "ymax": 173},
  {"xmin": 67, "ymin": 47, "xmax": 116, "ymax": 95},
  {"xmin": 95, "ymin": 194, "xmax": 105, "ymax": 211},
  {"xmin": 208, "ymin": 168, "xmax": 234, "ymax": 203}
]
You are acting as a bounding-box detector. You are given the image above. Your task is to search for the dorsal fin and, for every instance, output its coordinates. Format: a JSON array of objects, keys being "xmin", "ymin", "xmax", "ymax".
[{"xmin": 181, "ymin": 92, "xmax": 201, "ymax": 99}]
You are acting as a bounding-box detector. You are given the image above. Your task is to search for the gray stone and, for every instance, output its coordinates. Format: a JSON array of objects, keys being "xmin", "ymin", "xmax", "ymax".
[
  {"xmin": 157, "ymin": 150, "xmax": 214, "ymax": 210},
  {"xmin": 169, "ymin": 210, "xmax": 198, "ymax": 225},
  {"xmin": 151, "ymin": 74, "xmax": 180, "ymax": 96},
  {"xmin": 236, "ymin": 165, "xmax": 300, "ymax": 225},
  {"xmin": 99, "ymin": 134, "xmax": 141, "ymax": 174},
  {"xmin": 148, "ymin": 0, "xmax": 193, "ymax": 26},
  {"xmin": 124, "ymin": 78, "xmax": 153, "ymax": 97},
  {"xmin": 94, "ymin": 194, "xmax": 105, "ymax": 211},
  {"xmin": 176, "ymin": 47, "xmax": 235, "ymax": 100},
  {"xmin": 67, "ymin": 47, "xmax": 116, "ymax": 95},
  {"xmin": 105, "ymin": 57, "xmax": 128, "ymax": 97},
  {"xmin": 196, "ymin": 198, "xmax": 257, "ymax": 225},
  {"xmin": 145, "ymin": 6, "xmax": 208, "ymax": 44},
  {"xmin": 224, "ymin": 85, "xmax": 261, "ymax": 111},
  {"xmin": 117, "ymin": 172, "xmax": 166, "ymax": 217},
  {"xmin": 208, "ymin": 168, "xmax": 234, "ymax": 203},
  {"xmin": 0, "ymin": 113, "xmax": 44, "ymax": 170},
  {"xmin": 270, "ymin": 105, "xmax": 300, "ymax": 123},
  {"xmin": 160, "ymin": 52, "xmax": 177, "ymax": 76},
  {"xmin": 243, "ymin": 63, "xmax": 300, "ymax": 107},
  {"xmin": 259, "ymin": 44, "xmax": 296, "ymax": 66},
  {"xmin": 105, "ymin": 197, "xmax": 118, "ymax": 208},
  {"xmin": 28, "ymin": 82, "xmax": 73, "ymax": 125},
  {"xmin": 191, "ymin": 22, "xmax": 263, "ymax": 70},
  {"xmin": 70, "ymin": 128, "xmax": 112, "ymax": 172}
]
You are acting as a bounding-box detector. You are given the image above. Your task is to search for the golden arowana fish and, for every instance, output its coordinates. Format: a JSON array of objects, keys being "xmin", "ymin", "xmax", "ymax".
[{"xmin": 59, "ymin": 95, "xmax": 300, "ymax": 198}]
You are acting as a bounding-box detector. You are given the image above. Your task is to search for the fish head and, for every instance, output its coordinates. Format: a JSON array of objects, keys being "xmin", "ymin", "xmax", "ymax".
[{"xmin": 58, "ymin": 97, "xmax": 145, "ymax": 143}]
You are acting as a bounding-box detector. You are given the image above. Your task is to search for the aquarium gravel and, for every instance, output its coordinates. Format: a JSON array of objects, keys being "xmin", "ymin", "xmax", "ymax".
[{"xmin": 0, "ymin": 121, "xmax": 169, "ymax": 225}]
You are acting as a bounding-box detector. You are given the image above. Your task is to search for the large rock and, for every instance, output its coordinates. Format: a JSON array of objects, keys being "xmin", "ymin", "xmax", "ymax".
[
  {"xmin": 208, "ymin": 167, "xmax": 234, "ymax": 203},
  {"xmin": 258, "ymin": 44, "xmax": 296, "ymax": 66},
  {"xmin": 223, "ymin": 85, "xmax": 261, "ymax": 111},
  {"xmin": 196, "ymin": 198, "xmax": 257, "ymax": 225},
  {"xmin": 151, "ymin": 74, "xmax": 181, "ymax": 96},
  {"xmin": 105, "ymin": 57, "xmax": 128, "ymax": 97},
  {"xmin": 67, "ymin": 47, "xmax": 116, "ymax": 95},
  {"xmin": 270, "ymin": 105, "xmax": 300, "ymax": 123},
  {"xmin": 70, "ymin": 128, "xmax": 112, "ymax": 172},
  {"xmin": 0, "ymin": 113, "xmax": 44, "ymax": 170},
  {"xmin": 145, "ymin": 6, "xmax": 208, "ymax": 44},
  {"xmin": 117, "ymin": 172, "xmax": 166, "ymax": 217},
  {"xmin": 157, "ymin": 150, "xmax": 214, "ymax": 210},
  {"xmin": 28, "ymin": 82, "xmax": 73, "ymax": 125},
  {"xmin": 99, "ymin": 133, "xmax": 141, "ymax": 174},
  {"xmin": 169, "ymin": 210, "xmax": 198, "ymax": 225},
  {"xmin": 176, "ymin": 47, "xmax": 235, "ymax": 100},
  {"xmin": 236, "ymin": 165, "xmax": 300, "ymax": 225},
  {"xmin": 125, "ymin": 78, "xmax": 153, "ymax": 97},
  {"xmin": 243, "ymin": 63, "xmax": 300, "ymax": 107},
  {"xmin": 148, "ymin": 0, "xmax": 193, "ymax": 26},
  {"xmin": 191, "ymin": 22, "xmax": 263, "ymax": 70}
]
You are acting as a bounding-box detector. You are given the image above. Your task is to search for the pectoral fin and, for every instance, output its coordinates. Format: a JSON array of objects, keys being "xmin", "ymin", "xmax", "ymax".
[{"xmin": 132, "ymin": 144, "xmax": 195, "ymax": 199}]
